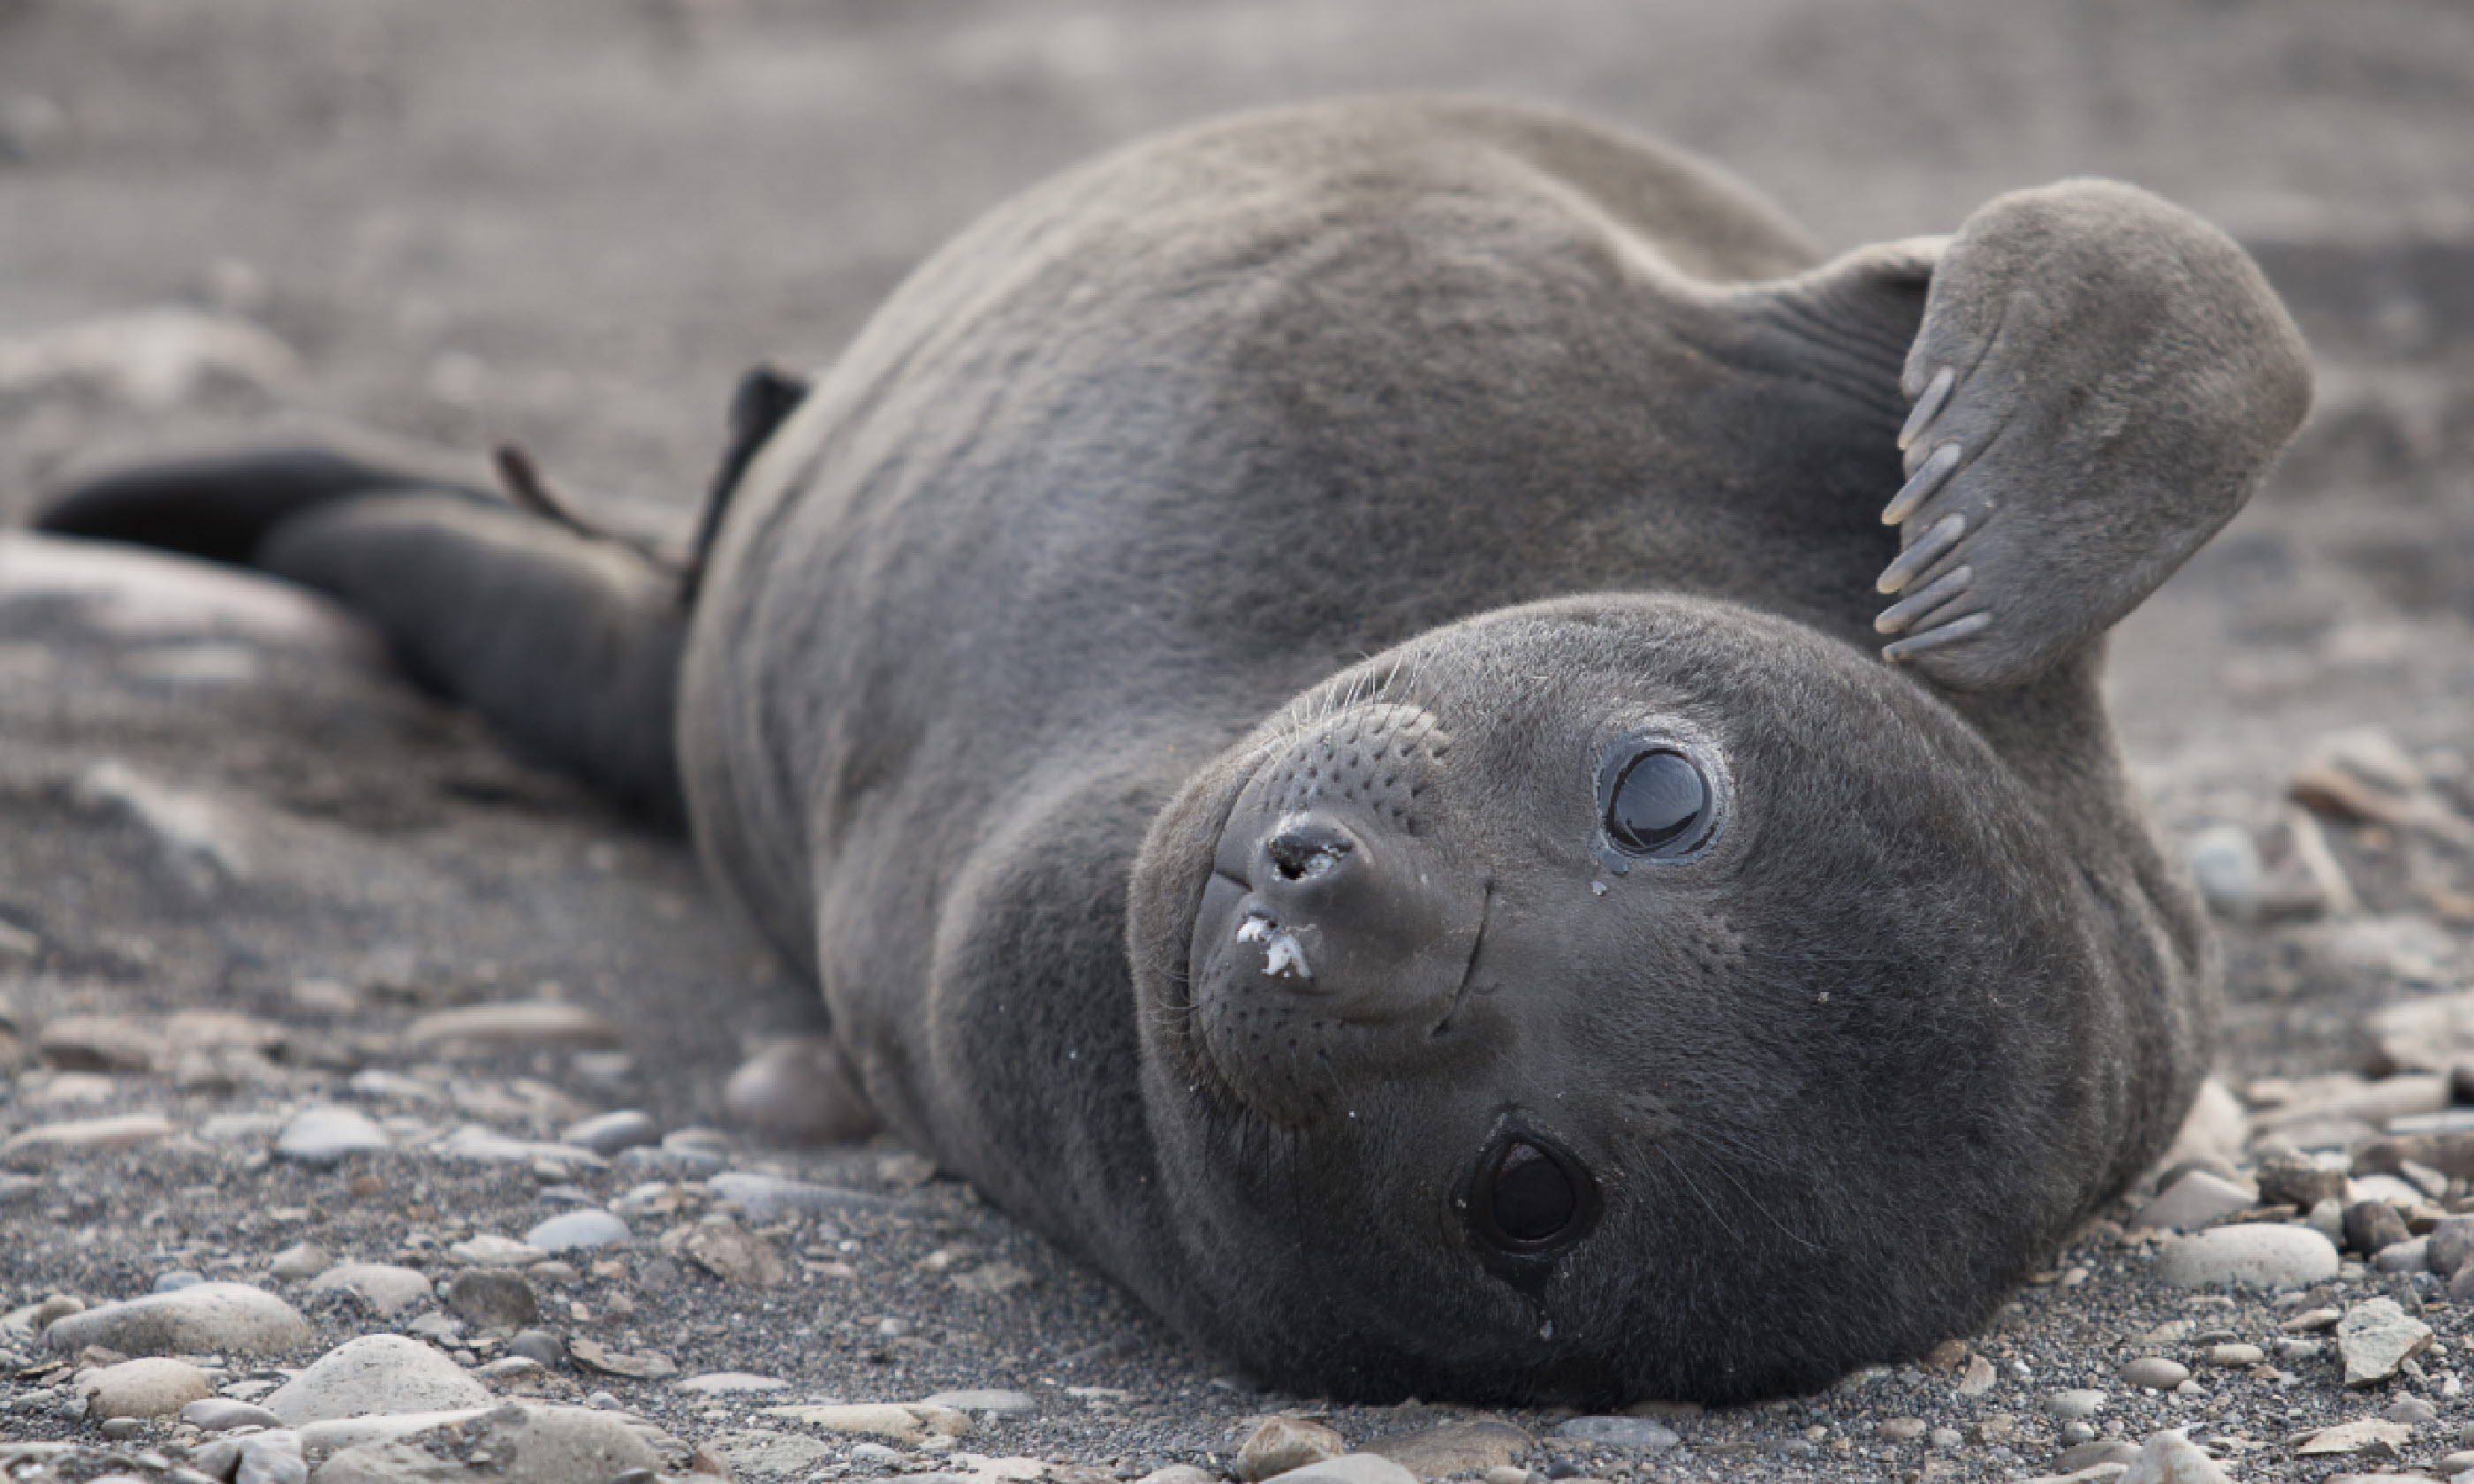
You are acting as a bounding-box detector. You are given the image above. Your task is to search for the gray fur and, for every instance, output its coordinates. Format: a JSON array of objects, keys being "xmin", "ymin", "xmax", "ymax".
[{"xmin": 39, "ymin": 96, "xmax": 2312, "ymax": 1404}]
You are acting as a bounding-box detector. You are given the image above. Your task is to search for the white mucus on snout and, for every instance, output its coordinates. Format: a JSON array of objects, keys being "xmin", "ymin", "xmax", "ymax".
[{"xmin": 1236, "ymin": 911, "xmax": 1312, "ymax": 981}]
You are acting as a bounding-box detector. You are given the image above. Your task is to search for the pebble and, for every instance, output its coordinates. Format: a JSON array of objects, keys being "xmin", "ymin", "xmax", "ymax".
[
  {"xmin": 2119, "ymin": 1358, "xmax": 2191, "ymax": 1389},
  {"xmin": 153, "ymin": 1269, "xmax": 204, "ymax": 1292},
  {"xmin": 80, "ymin": 1356, "xmax": 215, "ymax": 1419},
  {"xmin": 74, "ymin": 760, "xmax": 253, "ymax": 892},
  {"xmin": 2362, "ymin": 984, "xmax": 2474, "ymax": 1075},
  {"xmin": 704, "ymin": 1170, "xmax": 887, "ymax": 1221},
  {"xmin": 445, "ymin": 1234, "xmax": 548, "ymax": 1267},
  {"xmin": 505, "ymin": 1329, "xmax": 565, "ymax": 1367},
  {"xmin": 2387, "ymin": 1397, "xmax": 2440, "ymax": 1425},
  {"xmin": 232, "ymin": 1428, "xmax": 306, "ymax": 1484},
  {"xmin": 2437, "ymin": 1450, "xmax": 2474, "ymax": 1474},
  {"xmin": 1147, "ymin": 1469, "xmax": 1220, "ymax": 1484},
  {"xmin": 265, "ymin": 1243, "xmax": 330, "ymax": 1283},
  {"xmin": 1878, "ymin": 1419, "xmax": 1927, "ymax": 1442},
  {"xmin": 755, "ymin": 1401, "xmax": 971, "ymax": 1445},
  {"xmin": 920, "ymin": 1389, "xmax": 1037, "ymax": 1416},
  {"xmin": 1264, "ymin": 1458, "xmax": 1417, "ymax": 1484},
  {"xmin": 444, "ymin": 1269, "xmax": 539, "ymax": 1329},
  {"xmin": 1235, "ymin": 1416, "xmax": 1347, "ymax": 1481},
  {"xmin": 308, "ymin": 1263, "xmax": 433, "ymax": 1317},
  {"xmin": 2186, "ymin": 823, "xmax": 2262, "ymax": 917},
  {"xmin": 2205, "ymin": 1343, "xmax": 2264, "ymax": 1367},
  {"xmin": 566, "ymin": 1337, "xmax": 676, "ymax": 1380},
  {"xmin": 2, "ymin": 1111, "xmax": 178, "ymax": 1156},
  {"xmin": 262, "ymin": 1334, "xmax": 493, "ymax": 1423},
  {"xmin": 2424, "ymin": 1214, "xmax": 2474, "ymax": 1278},
  {"xmin": 559, "ymin": 1109, "xmax": 660, "ymax": 1157},
  {"xmin": 2053, "ymin": 1440, "xmax": 2144, "ymax": 1471},
  {"xmin": 705, "ymin": 1428, "xmax": 839, "ymax": 1479},
  {"xmin": 431, "ymin": 1125, "xmax": 603, "ymax": 1170},
  {"xmin": 616, "ymin": 1144, "xmax": 725, "ymax": 1177},
  {"xmin": 313, "ymin": 1401, "xmax": 667, "ymax": 1484},
  {"xmin": 2375, "ymin": 1235, "xmax": 2432, "ymax": 1273},
  {"xmin": 2044, "ymin": 1389, "xmax": 2107, "ymax": 1420},
  {"xmin": 404, "ymin": 1001, "xmax": 620, "ymax": 1052},
  {"xmin": 182, "ymin": 1397, "xmax": 285, "ymax": 1431},
  {"xmin": 34, "ymin": 1012, "xmax": 163, "ymax": 1072},
  {"xmin": 521, "ymin": 1209, "xmax": 630, "ymax": 1253},
  {"xmin": 1552, "ymin": 1417, "xmax": 1678, "ymax": 1451},
  {"xmin": 2117, "ymin": 1429, "xmax": 2228, "ymax": 1483},
  {"xmin": 674, "ymin": 1218, "xmax": 785, "ymax": 1286},
  {"xmin": 2133, "ymin": 1169, "xmax": 2257, "ymax": 1231},
  {"xmin": 2151, "ymin": 1223, "xmax": 2340, "ymax": 1288},
  {"xmin": 274, "ymin": 1107, "xmax": 389, "ymax": 1164},
  {"xmin": 2256, "ymin": 1149, "xmax": 2351, "ymax": 1209},
  {"xmin": 2297, "ymin": 1418, "xmax": 2413, "ymax": 1456},
  {"xmin": 671, "ymin": 1372, "xmax": 790, "ymax": 1395},
  {"xmin": 2344, "ymin": 1200, "xmax": 2413, "ymax": 1257},
  {"xmin": 1369, "ymin": 1420, "xmax": 1535, "ymax": 1475},
  {"xmin": 724, "ymin": 1034, "xmax": 879, "ymax": 1144},
  {"xmin": 44, "ymin": 1282, "xmax": 310, "ymax": 1357},
  {"xmin": 2336, "ymin": 1297, "xmax": 2435, "ymax": 1387}
]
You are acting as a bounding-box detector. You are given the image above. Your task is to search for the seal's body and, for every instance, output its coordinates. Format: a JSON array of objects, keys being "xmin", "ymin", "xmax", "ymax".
[{"xmin": 39, "ymin": 98, "xmax": 2311, "ymax": 1404}]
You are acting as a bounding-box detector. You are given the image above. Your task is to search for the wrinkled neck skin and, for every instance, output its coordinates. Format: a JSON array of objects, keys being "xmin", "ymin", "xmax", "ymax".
[{"xmin": 1116, "ymin": 597, "xmax": 2208, "ymax": 1405}]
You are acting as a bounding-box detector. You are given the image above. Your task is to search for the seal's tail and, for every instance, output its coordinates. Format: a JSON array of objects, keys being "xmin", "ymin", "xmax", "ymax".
[{"xmin": 34, "ymin": 443, "xmax": 692, "ymax": 827}]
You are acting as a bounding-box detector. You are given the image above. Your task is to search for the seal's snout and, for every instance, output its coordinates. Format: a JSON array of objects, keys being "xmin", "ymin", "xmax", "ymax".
[
  {"xmin": 1225, "ymin": 805, "xmax": 1476, "ymax": 1021},
  {"xmin": 1183, "ymin": 702, "xmax": 1491, "ymax": 1121}
]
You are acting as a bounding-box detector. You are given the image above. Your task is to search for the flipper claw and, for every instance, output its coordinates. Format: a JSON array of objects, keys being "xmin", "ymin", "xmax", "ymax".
[
  {"xmin": 1873, "ymin": 564, "xmax": 1973, "ymax": 634},
  {"xmin": 1875, "ymin": 513, "xmax": 1964, "ymax": 594},
  {"xmin": 1881, "ymin": 441, "xmax": 1962, "ymax": 526},
  {"xmin": 1897, "ymin": 366, "xmax": 1956, "ymax": 451},
  {"xmin": 1880, "ymin": 610, "xmax": 1992, "ymax": 662}
]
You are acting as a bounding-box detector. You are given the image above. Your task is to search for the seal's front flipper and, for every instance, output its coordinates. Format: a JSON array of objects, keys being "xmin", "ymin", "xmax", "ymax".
[{"xmin": 1871, "ymin": 180, "xmax": 2311, "ymax": 689}]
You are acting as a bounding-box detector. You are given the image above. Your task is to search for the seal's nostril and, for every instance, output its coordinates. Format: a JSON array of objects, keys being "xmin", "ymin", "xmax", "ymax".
[{"xmin": 1265, "ymin": 823, "xmax": 1352, "ymax": 882}]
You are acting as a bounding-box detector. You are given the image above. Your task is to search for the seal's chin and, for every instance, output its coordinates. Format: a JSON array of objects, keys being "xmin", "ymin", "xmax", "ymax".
[{"xmin": 1176, "ymin": 702, "xmax": 1488, "ymax": 1126}]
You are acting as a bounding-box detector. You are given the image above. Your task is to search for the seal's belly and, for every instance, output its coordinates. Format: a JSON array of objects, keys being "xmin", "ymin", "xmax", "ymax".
[{"xmin": 681, "ymin": 95, "xmax": 1909, "ymax": 1170}]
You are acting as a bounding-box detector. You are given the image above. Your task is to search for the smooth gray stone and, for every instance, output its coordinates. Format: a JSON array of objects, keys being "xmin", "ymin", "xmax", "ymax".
[
  {"xmin": 1553, "ymin": 1416, "xmax": 1681, "ymax": 1450},
  {"xmin": 274, "ymin": 1106, "xmax": 389, "ymax": 1164},
  {"xmin": 560, "ymin": 1109, "xmax": 661, "ymax": 1157},
  {"xmin": 262, "ymin": 1334, "xmax": 492, "ymax": 1424},
  {"xmin": 184, "ymin": 1397, "xmax": 286, "ymax": 1431},
  {"xmin": 920, "ymin": 1388, "xmax": 1037, "ymax": 1416},
  {"xmin": 523, "ymin": 1209, "xmax": 632, "ymax": 1253},
  {"xmin": 44, "ymin": 1282, "xmax": 311, "ymax": 1357},
  {"xmin": 706, "ymin": 1171, "xmax": 887, "ymax": 1221}
]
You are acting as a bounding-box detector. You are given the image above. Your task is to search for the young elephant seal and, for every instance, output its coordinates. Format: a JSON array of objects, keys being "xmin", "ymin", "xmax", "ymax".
[{"xmin": 38, "ymin": 97, "xmax": 2311, "ymax": 1404}]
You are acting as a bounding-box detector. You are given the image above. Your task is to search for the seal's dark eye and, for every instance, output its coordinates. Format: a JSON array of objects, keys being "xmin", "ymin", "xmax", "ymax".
[
  {"xmin": 1490, "ymin": 1142, "xmax": 1575, "ymax": 1242},
  {"xmin": 1468, "ymin": 1134, "xmax": 1596, "ymax": 1254},
  {"xmin": 1605, "ymin": 748, "xmax": 1710, "ymax": 856}
]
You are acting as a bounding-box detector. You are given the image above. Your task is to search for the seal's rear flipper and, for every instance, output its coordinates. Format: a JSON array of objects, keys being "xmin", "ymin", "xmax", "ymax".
[
  {"xmin": 34, "ymin": 445, "xmax": 495, "ymax": 566},
  {"xmin": 1867, "ymin": 181, "xmax": 2312, "ymax": 690},
  {"xmin": 36, "ymin": 452, "xmax": 687, "ymax": 827},
  {"xmin": 262, "ymin": 494, "xmax": 687, "ymax": 823}
]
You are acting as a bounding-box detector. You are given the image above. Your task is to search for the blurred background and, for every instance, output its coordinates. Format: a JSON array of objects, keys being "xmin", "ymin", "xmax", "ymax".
[{"xmin": 2, "ymin": 0, "xmax": 2472, "ymax": 1107}]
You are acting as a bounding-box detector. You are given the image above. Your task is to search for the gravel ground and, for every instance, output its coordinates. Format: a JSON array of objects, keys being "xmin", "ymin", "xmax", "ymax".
[{"xmin": 4, "ymin": 3, "xmax": 2474, "ymax": 1481}]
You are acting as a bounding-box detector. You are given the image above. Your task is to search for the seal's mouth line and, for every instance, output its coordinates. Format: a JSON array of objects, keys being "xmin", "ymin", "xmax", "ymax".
[{"xmin": 1432, "ymin": 881, "xmax": 1492, "ymax": 1038}]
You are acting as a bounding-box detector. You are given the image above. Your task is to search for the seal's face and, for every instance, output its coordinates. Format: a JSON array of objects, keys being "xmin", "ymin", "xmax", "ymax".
[{"xmin": 1127, "ymin": 596, "xmax": 2116, "ymax": 1405}]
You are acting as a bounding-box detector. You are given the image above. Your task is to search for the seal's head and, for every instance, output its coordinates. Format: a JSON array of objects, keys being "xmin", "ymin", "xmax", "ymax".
[{"xmin": 1128, "ymin": 594, "xmax": 2168, "ymax": 1405}]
